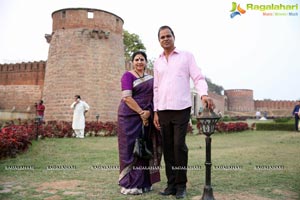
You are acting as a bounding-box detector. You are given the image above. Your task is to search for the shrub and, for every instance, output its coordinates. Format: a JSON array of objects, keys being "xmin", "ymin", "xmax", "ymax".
[
  {"xmin": 196, "ymin": 121, "xmax": 249, "ymax": 134},
  {"xmin": 256, "ymin": 123, "xmax": 294, "ymax": 131},
  {"xmin": 273, "ymin": 117, "xmax": 293, "ymax": 123},
  {"xmin": 0, "ymin": 125, "xmax": 33, "ymax": 159}
]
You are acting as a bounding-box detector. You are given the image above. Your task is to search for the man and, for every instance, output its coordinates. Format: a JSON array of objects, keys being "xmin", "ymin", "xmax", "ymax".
[
  {"xmin": 255, "ymin": 110, "xmax": 261, "ymax": 120},
  {"xmin": 153, "ymin": 25, "xmax": 214, "ymax": 199},
  {"xmin": 70, "ymin": 95, "xmax": 90, "ymax": 138},
  {"xmin": 292, "ymin": 100, "xmax": 300, "ymax": 131},
  {"xmin": 36, "ymin": 100, "xmax": 45, "ymax": 121}
]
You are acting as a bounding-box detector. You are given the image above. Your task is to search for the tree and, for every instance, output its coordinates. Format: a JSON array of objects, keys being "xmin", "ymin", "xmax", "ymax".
[
  {"xmin": 206, "ymin": 78, "xmax": 224, "ymax": 95},
  {"xmin": 123, "ymin": 30, "xmax": 146, "ymax": 62}
]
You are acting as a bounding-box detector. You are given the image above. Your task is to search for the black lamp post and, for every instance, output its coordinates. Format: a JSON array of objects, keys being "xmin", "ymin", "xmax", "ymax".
[
  {"xmin": 197, "ymin": 107, "xmax": 220, "ymax": 200},
  {"xmin": 34, "ymin": 116, "xmax": 41, "ymax": 140}
]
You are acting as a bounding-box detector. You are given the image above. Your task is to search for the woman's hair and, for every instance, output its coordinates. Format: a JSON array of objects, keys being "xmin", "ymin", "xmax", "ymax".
[
  {"xmin": 131, "ymin": 51, "xmax": 148, "ymax": 62},
  {"xmin": 157, "ymin": 25, "xmax": 175, "ymax": 39}
]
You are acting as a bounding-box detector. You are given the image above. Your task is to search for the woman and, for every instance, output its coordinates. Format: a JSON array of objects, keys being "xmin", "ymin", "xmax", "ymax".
[{"xmin": 117, "ymin": 51, "xmax": 162, "ymax": 195}]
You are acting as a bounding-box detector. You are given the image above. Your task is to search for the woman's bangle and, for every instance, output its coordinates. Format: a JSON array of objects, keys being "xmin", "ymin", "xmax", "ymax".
[{"xmin": 138, "ymin": 110, "xmax": 144, "ymax": 115}]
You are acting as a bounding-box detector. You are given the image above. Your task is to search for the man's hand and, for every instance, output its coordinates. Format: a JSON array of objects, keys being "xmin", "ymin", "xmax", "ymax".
[
  {"xmin": 201, "ymin": 95, "xmax": 215, "ymax": 110},
  {"xmin": 153, "ymin": 112, "xmax": 160, "ymax": 130}
]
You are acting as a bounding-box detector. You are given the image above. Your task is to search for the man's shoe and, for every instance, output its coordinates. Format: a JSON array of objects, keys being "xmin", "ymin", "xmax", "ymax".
[
  {"xmin": 159, "ymin": 187, "xmax": 176, "ymax": 195},
  {"xmin": 176, "ymin": 188, "xmax": 186, "ymax": 199}
]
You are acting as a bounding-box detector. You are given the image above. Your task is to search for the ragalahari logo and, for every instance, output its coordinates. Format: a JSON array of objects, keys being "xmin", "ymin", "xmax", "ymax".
[{"xmin": 230, "ymin": 2, "xmax": 246, "ymax": 18}]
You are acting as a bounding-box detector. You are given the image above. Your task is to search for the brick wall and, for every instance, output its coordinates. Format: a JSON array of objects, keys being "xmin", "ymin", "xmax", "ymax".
[
  {"xmin": 0, "ymin": 61, "xmax": 46, "ymax": 85},
  {"xmin": 225, "ymin": 89, "xmax": 255, "ymax": 112},
  {"xmin": 43, "ymin": 8, "xmax": 124, "ymax": 122},
  {"xmin": 0, "ymin": 85, "xmax": 43, "ymax": 112},
  {"xmin": 0, "ymin": 61, "xmax": 45, "ymax": 112}
]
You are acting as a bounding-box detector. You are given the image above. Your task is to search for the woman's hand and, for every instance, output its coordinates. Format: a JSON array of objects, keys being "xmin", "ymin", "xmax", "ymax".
[
  {"xmin": 140, "ymin": 110, "xmax": 150, "ymax": 119},
  {"xmin": 140, "ymin": 110, "xmax": 150, "ymax": 126}
]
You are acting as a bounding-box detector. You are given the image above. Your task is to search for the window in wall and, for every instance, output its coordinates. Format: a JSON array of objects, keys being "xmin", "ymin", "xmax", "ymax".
[
  {"xmin": 62, "ymin": 10, "xmax": 66, "ymax": 18},
  {"xmin": 88, "ymin": 11, "xmax": 94, "ymax": 19}
]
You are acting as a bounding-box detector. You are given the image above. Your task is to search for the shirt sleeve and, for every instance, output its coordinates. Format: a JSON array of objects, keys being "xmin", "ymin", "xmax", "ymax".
[
  {"xmin": 70, "ymin": 102, "xmax": 76, "ymax": 109},
  {"xmin": 153, "ymin": 61, "xmax": 158, "ymax": 111},
  {"xmin": 188, "ymin": 53, "xmax": 208, "ymax": 98},
  {"xmin": 84, "ymin": 102, "xmax": 90, "ymax": 111}
]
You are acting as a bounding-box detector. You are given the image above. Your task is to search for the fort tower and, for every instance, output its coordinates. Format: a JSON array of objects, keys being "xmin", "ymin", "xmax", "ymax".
[{"xmin": 43, "ymin": 8, "xmax": 124, "ymax": 122}]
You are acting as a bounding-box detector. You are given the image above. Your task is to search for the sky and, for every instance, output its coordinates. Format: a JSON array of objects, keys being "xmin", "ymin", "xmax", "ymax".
[{"xmin": 0, "ymin": 0, "xmax": 299, "ymax": 101}]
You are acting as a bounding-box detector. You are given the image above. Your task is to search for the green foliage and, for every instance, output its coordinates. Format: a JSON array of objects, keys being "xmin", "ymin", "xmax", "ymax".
[
  {"xmin": 146, "ymin": 58, "xmax": 154, "ymax": 70},
  {"xmin": 206, "ymin": 77, "xmax": 224, "ymax": 95},
  {"xmin": 256, "ymin": 123, "xmax": 294, "ymax": 131},
  {"xmin": 256, "ymin": 117, "xmax": 294, "ymax": 131},
  {"xmin": 273, "ymin": 117, "xmax": 293, "ymax": 123},
  {"xmin": 123, "ymin": 30, "xmax": 146, "ymax": 62},
  {"xmin": 191, "ymin": 118, "xmax": 197, "ymax": 125}
]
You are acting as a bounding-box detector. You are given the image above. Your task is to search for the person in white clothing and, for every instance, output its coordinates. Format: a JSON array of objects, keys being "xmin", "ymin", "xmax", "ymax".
[{"xmin": 70, "ymin": 95, "xmax": 90, "ymax": 138}]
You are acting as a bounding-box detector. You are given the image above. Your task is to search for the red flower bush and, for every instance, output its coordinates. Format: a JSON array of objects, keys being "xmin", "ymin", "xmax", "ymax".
[
  {"xmin": 85, "ymin": 121, "xmax": 117, "ymax": 136},
  {"xmin": 0, "ymin": 120, "xmax": 118, "ymax": 159},
  {"xmin": 0, "ymin": 124, "xmax": 33, "ymax": 159},
  {"xmin": 216, "ymin": 122, "xmax": 249, "ymax": 132},
  {"xmin": 197, "ymin": 121, "xmax": 249, "ymax": 134},
  {"xmin": 41, "ymin": 121, "xmax": 73, "ymax": 138}
]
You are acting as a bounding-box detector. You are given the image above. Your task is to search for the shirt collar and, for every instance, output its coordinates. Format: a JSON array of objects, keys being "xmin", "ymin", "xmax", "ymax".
[{"xmin": 159, "ymin": 48, "xmax": 179, "ymax": 58}]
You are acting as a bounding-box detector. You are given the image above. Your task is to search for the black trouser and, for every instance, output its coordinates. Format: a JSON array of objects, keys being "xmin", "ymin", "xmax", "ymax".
[
  {"xmin": 158, "ymin": 107, "xmax": 190, "ymax": 189},
  {"xmin": 295, "ymin": 115, "xmax": 299, "ymax": 131}
]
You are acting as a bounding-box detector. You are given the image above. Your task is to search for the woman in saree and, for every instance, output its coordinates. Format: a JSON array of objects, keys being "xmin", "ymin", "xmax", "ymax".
[{"xmin": 117, "ymin": 51, "xmax": 162, "ymax": 195}]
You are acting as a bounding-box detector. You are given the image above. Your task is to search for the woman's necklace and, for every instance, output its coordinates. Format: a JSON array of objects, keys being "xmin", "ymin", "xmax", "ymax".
[{"xmin": 134, "ymin": 70, "xmax": 144, "ymax": 79}]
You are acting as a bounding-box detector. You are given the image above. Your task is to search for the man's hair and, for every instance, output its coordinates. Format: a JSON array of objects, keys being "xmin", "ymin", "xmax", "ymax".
[
  {"xmin": 75, "ymin": 95, "xmax": 81, "ymax": 99},
  {"xmin": 157, "ymin": 25, "xmax": 175, "ymax": 39}
]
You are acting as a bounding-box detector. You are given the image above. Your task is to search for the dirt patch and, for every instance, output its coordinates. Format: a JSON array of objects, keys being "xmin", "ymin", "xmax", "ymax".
[
  {"xmin": 36, "ymin": 180, "xmax": 84, "ymax": 192},
  {"xmin": 272, "ymin": 189, "xmax": 298, "ymax": 199},
  {"xmin": 192, "ymin": 191, "xmax": 299, "ymax": 200},
  {"xmin": 43, "ymin": 195, "xmax": 62, "ymax": 200},
  {"xmin": 0, "ymin": 181, "xmax": 15, "ymax": 193},
  {"xmin": 214, "ymin": 193, "xmax": 273, "ymax": 200},
  {"xmin": 192, "ymin": 192, "xmax": 274, "ymax": 200}
]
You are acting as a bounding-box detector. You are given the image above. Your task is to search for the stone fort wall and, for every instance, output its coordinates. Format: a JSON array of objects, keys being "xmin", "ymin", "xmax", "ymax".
[
  {"xmin": 43, "ymin": 8, "xmax": 125, "ymax": 122},
  {"xmin": 0, "ymin": 63, "xmax": 296, "ymax": 119},
  {"xmin": 0, "ymin": 8, "xmax": 296, "ymax": 119},
  {"xmin": 0, "ymin": 61, "xmax": 46, "ymax": 112},
  {"xmin": 225, "ymin": 89, "xmax": 255, "ymax": 112}
]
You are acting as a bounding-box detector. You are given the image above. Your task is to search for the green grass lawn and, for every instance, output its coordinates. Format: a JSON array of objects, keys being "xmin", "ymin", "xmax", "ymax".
[{"xmin": 0, "ymin": 130, "xmax": 299, "ymax": 200}]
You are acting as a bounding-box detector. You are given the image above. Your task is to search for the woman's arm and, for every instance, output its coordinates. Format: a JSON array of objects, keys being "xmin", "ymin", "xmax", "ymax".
[{"xmin": 123, "ymin": 96, "xmax": 150, "ymax": 125}]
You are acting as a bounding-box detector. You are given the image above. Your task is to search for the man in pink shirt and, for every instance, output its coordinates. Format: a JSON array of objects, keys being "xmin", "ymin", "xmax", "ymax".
[{"xmin": 153, "ymin": 25, "xmax": 214, "ymax": 199}]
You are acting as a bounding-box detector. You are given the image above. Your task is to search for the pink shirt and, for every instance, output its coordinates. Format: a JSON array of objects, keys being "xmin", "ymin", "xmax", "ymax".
[{"xmin": 153, "ymin": 48, "xmax": 208, "ymax": 111}]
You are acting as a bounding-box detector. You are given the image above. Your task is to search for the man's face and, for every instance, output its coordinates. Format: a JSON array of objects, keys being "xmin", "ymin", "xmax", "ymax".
[{"xmin": 159, "ymin": 28, "xmax": 175, "ymax": 50}]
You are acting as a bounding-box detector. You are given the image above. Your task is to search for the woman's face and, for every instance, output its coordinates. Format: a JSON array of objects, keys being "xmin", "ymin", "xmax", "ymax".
[{"xmin": 133, "ymin": 54, "xmax": 146, "ymax": 71}]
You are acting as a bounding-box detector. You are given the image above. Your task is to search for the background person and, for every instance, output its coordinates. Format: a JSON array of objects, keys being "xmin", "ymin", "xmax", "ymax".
[
  {"xmin": 36, "ymin": 100, "xmax": 45, "ymax": 121},
  {"xmin": 292, "ymin": 100, "xmax": 300, "ymax": 131},
  {"xmin": 255, "ymin": 110, "xmax": 261, "ymax": 120},
  {"xmin": 70, "ymin": 95, "xmax": 90, "ymax": 138}
]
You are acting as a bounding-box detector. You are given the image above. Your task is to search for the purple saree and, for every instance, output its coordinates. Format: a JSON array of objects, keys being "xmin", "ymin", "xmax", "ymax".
[{"xmin": 117, "ymin": 71, "xmax": 161, "ymax": 193}]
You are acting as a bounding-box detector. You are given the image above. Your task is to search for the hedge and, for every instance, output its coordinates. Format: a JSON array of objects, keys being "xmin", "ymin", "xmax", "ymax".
[{"xmin": 256, "ymin": 123, "xmax": 294, "ymax": 131}]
